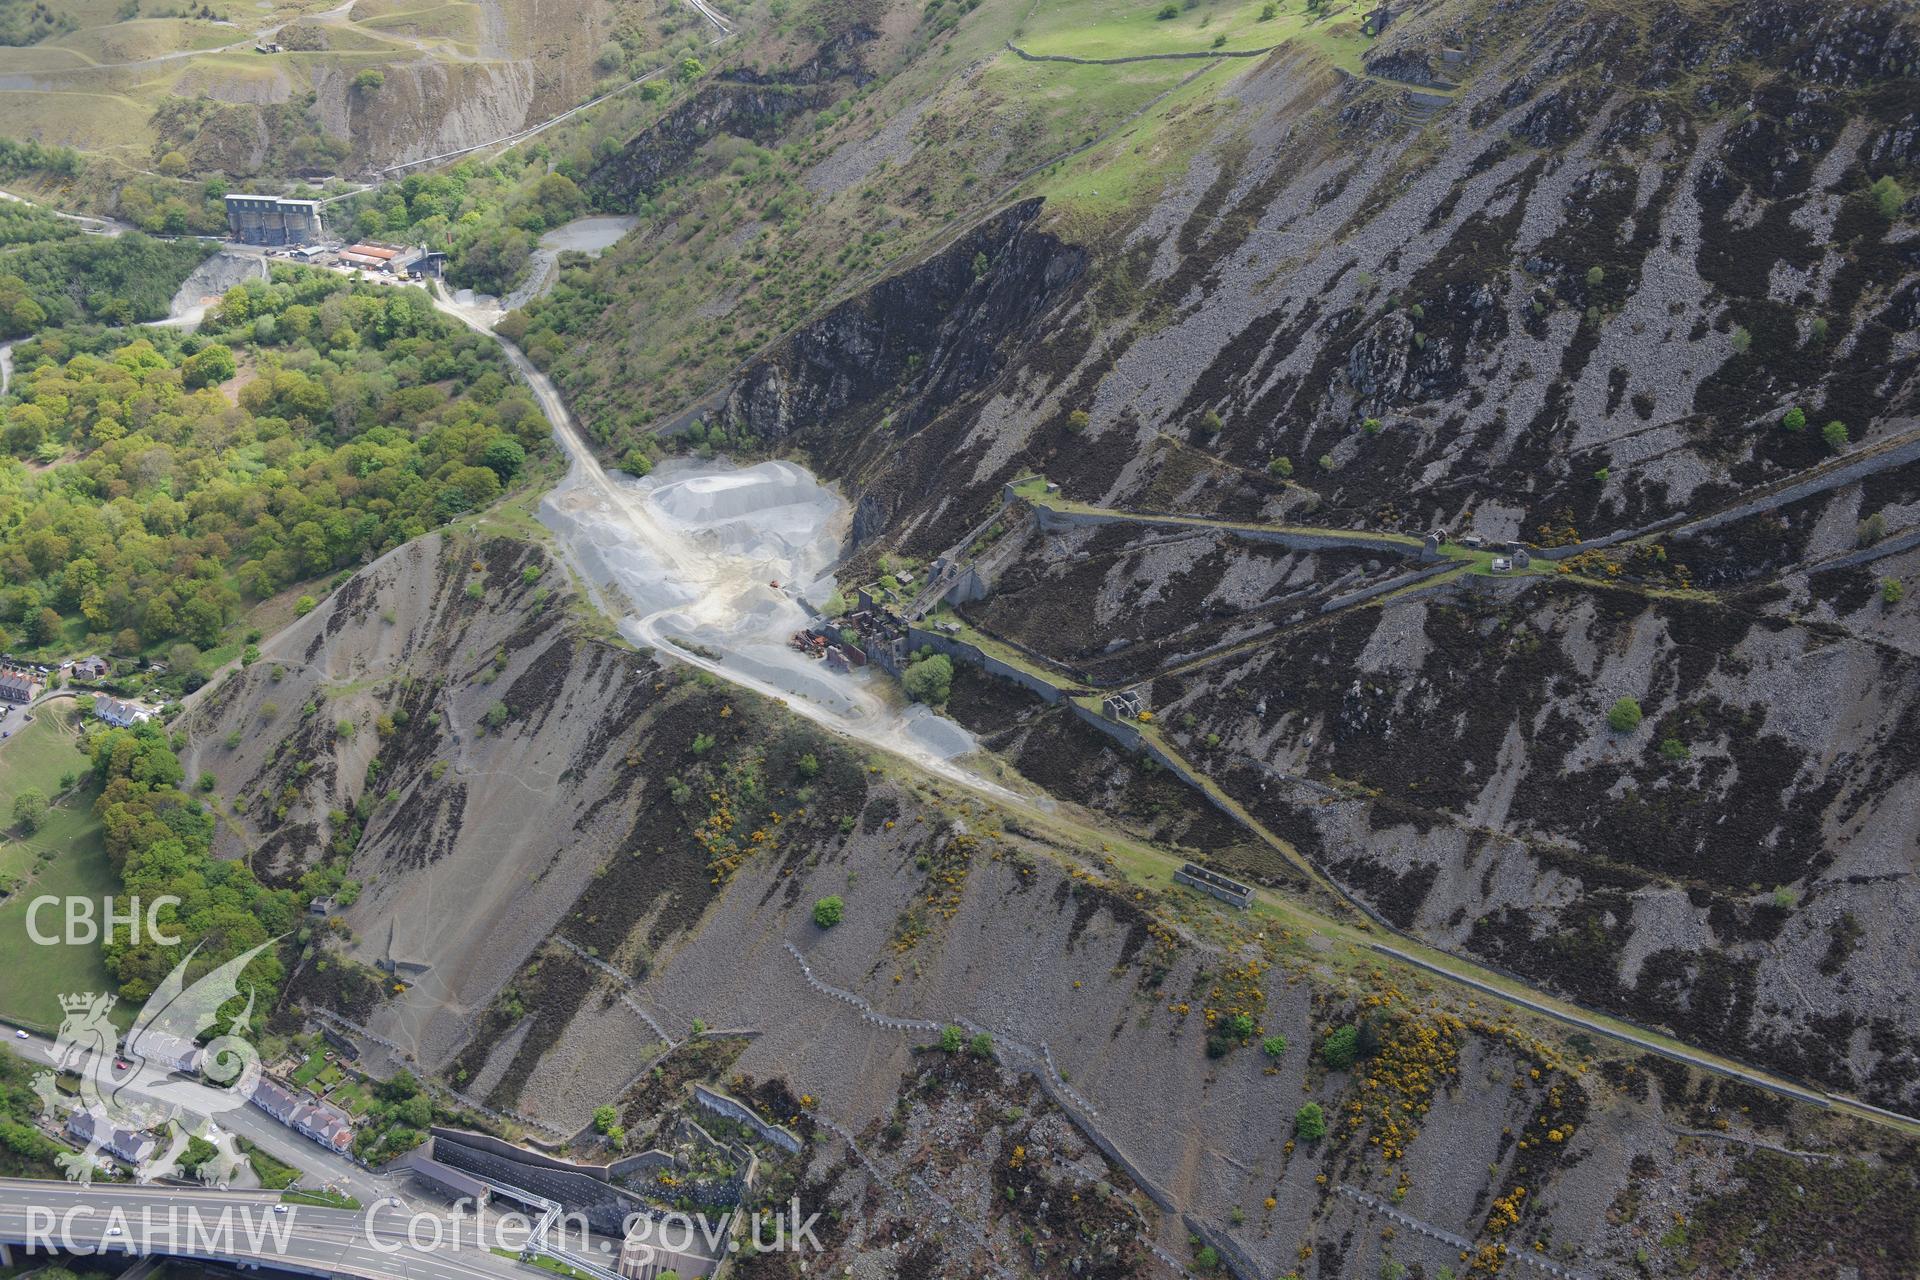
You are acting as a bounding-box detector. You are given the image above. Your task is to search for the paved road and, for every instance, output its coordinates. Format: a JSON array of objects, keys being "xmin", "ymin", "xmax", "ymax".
[
  {"xmin": 0, "ymin": 1179, "xmax": 533, "ymax": 1280},
  {"xmin": 4, "ymin": 1031, "xmax": 395, "ymax": 1205}
]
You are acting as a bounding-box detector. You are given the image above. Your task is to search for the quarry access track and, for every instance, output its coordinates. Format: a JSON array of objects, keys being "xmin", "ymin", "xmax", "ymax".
[
  {"xmin": 1004, "ymin": 39, "xmax": 1280, "ymax": 65},
  {"xmin": 431, "ymin": 289, "xmax": 1039, "ymax": 815},
  {"xmin": 447, "ymin": 289, "xmax": 1920, "ymax": 1146}
]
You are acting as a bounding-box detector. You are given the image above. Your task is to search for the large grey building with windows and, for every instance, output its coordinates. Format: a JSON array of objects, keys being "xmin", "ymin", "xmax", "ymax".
[{"xmin": 224, "ymin": 193, "xmax": 323, "ymax": 246}]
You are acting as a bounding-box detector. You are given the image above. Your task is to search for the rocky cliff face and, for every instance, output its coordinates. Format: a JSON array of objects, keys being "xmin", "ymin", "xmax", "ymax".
[
  {"xmin": 713, "ymin": 198, "xmax": 1087, "ymax": 537},
  {"xmin": 585, "ymin": 18, "xmax": 885, "ymax": 208},
  {"xmin": 326, "ymin": 60, "xmax": 542, "ymax": 171},
  {"xmin": 587, "ymin": 80, "xmax": 836, "ymax": 208},
  {"xmin": 132, "ymin": 0, "xmax": 624, "ymax": 175}
]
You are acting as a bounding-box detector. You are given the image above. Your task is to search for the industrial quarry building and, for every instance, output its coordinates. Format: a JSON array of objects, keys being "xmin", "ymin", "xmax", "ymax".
[{"xmin": 224, "ymin": 193, "xmax": 323, "ymax": 246}]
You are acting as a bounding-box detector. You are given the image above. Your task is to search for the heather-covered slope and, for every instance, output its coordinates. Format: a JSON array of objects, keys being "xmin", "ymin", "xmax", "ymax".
[
  {"xmin": 687, "ymin": 0, "xmax": 1920, "ymax": 552},
  {"xmin": 536, "ymin": 0, "xmax": 1920, "ymax": 1108}
]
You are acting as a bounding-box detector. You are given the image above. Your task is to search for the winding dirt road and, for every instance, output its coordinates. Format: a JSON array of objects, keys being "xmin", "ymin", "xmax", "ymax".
[{"xmin": 423, "ymin": 282, "xmax": 1920, "ymax": 1140}]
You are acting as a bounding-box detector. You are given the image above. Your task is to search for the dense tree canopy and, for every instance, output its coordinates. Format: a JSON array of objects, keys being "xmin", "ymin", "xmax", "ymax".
[
  {"xmin": 0, "ymin": 270, "xmax": 547, "ymax": 661},
  {"xmin": 0, "ymin": 199, "xmax": 79, "ymax": 248},
  {"xmin": 0, "ymin": 233, "xmax": 211, "ymax": 335},
  {"xmin": 0, "ymin": 1049, "xmax": 65, "ymax": 1175},
  {"xmin": 333, "ymin": 156, "xmax": 600, "ymax": 296},
  {"xmin": 89, "ymin": 722, "xmax": 297, "ymax": 1006}
]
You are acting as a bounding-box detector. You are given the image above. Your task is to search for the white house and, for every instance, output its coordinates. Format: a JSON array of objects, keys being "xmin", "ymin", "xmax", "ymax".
[{"xmin": 94, "ymin": 697, "xmax": 155, "ymax": 728}]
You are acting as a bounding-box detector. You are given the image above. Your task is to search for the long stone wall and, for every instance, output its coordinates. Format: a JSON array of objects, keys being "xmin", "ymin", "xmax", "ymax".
[
  {"xmin": 430, "ymin": 1127, "xmax": 617, "ymax": 1181},
  {"xmin": 906, "ymin": 627, "xmax": 1070, "ymax": 703},
  {"xmin": 432, "ymin": 1134, "xmax": 649, "ymax": 1236},
  {"xmin": 691, "ymin": 1085, "xmax": 801, "ymax": 1155},
  {"xmin": 1025, "ymin": 500, "xmax": 1421, "ymax": 557},
  {"xmin": 1005, "ymin": 38, "xmax": 1277, "ymax": 66}
]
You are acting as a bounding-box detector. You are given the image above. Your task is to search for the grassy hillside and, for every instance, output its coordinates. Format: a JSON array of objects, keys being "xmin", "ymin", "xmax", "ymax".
[
  {"xmin": 1012, "ymin": 0, "xmax": 1371, "ymax": 65},
  {"xmin": 500, "ymin": 0, "xmax": 1378, "ymax": 444},
  {"xmin": 0, "ymin": 701, "xmax": 117, "ymax": 1031},
  {"xmin": 0, "ymin": 0, "xmax": 706, "ymax": 179}
]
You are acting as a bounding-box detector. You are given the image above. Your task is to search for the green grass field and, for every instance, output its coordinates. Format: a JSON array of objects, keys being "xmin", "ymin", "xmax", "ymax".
[
  {"xmin": 0, "ymin": 88, "xmax": 153, "ymax": 160},
  {"xmin": 1012, "ymin": 0, "xmax": 1368, "ymax": 61},
  {"xmin": 0, "ymin": 44, "xmax": 91, "ymax": 72},
  {"xmin": 965, "ymin": 0, "xmax": 1382, "ymax": 226},
  {"xmin": 48, "ymin": 18, "xmax": 243, "ymax": 66},
  {"xmin": 291, "ymin": 1046, "xmax": 329, "ymax": 1087},
  {"xmin": 978, "ymin": 51, "xmax": 1204, "ymax": 155},
  {"xmin": 0, "ymin": 701, "xmax": 123, "ymax": 1032},
  {"xmin": 353, "ymin": 2, "xmax": 485, "ymax": 47}
]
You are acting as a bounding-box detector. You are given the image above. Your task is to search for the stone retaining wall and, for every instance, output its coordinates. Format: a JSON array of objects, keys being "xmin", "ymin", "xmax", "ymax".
[{"xmin": 907, "ymin": 626, "xmax": 1071, "ymax": 702}]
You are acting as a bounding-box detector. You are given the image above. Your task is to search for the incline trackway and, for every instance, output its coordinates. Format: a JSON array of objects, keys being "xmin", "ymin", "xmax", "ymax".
[{"xmin": 427, "ymin": 285, "xmax": 1920, "ymax": 1148}]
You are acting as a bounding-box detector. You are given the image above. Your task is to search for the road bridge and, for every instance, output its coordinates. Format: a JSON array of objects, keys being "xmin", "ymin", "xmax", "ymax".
[{"xmin": 0, "ymin": 1180, "xmax": 529, "ymax": 1280}]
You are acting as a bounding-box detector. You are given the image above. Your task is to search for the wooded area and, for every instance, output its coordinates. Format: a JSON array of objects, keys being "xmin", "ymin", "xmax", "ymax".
[{"xmin": 0, "ymin": 269, "xmax": 549, "ymax": 662}]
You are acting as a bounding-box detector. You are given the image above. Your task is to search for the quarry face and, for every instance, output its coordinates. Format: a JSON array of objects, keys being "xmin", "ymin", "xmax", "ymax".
[{"xmin": 540, "ymin": 455, "xmax": 980, "ymax": 765}]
